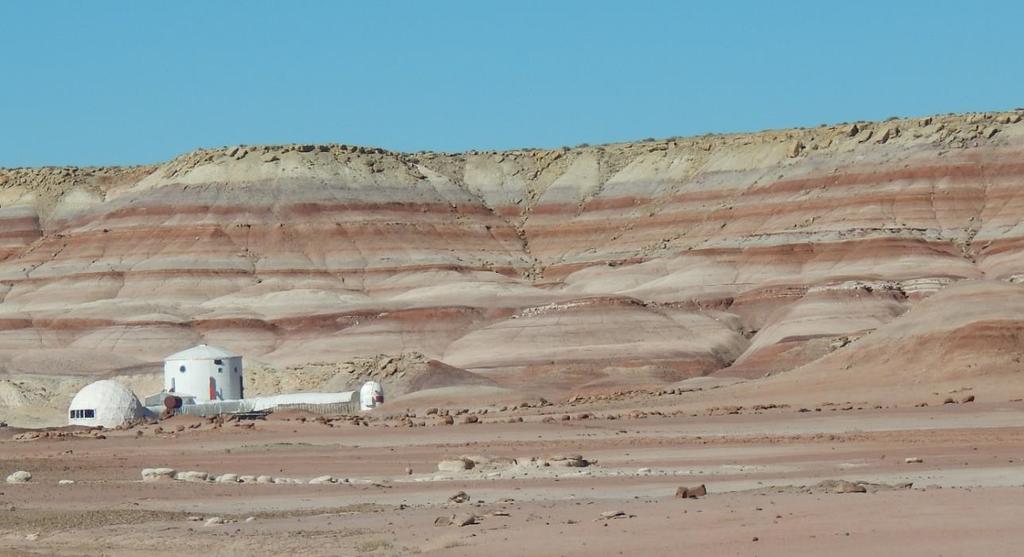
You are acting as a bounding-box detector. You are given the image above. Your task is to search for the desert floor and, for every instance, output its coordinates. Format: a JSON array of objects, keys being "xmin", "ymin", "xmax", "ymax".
[{"xmin": 2, "ymin": 396, "xmax": 1024, "ymax": 556}]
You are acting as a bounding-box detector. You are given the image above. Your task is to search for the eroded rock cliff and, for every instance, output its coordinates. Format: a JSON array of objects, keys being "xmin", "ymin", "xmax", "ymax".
[{"xmin": 3, "ymin": 109, "xmax": 1024, "ymax": 422}]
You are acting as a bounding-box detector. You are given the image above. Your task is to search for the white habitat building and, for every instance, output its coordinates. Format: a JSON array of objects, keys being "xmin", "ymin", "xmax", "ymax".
[
  {"xmin": 66, "ymin": 345, "xmax": 382, "ymax": 427},
  {"xmin": 68, "ymin": 380, "xmax": 145, "ymax": 428},
  {"xmin": 164, "ymin": 344, "xmax": 243, "ymax": 402},
  {"xmin": 360, "ymin": 381, "xmax": 384, "ymax": 411}
]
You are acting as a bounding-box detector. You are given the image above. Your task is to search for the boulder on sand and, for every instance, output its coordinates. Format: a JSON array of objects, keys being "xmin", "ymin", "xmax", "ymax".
[
  {"xmin": 175, "ymin": 471, "xmax": 209, "ymax": 482},
  {"xmin": 438, "ymin": 457, "xmax": 475, "ymax": 472},
  {"xmin": 675, "ymin": 484, "xmax": 707, "ymax": 498},
  {"xmin": 141, "ymin": 468, "xmax": 176, "ymax": 481},
  {"xmin": 549, "ymin": 455, "xmax": 590, "ymax": 468},
  {"xmin": 6, "ymin": 471, "xmax": 31, "ymax": 483}
]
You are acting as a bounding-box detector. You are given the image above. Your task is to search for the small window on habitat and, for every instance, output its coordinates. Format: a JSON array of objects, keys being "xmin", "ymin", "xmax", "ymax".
[
  {"xmin": 69, "ymin": 410, "xmax": 76, "ymax": 419},
  {"xmin": 217, "ymin": 367, "xmax": 223, "ymax": 373},
  {"xmin": 84, "ymin": 409, "xmax": 95, "ymax": 418},
  {"xmin": 179, "ymin": 365, "xmax": 186, "ymax": 373}
]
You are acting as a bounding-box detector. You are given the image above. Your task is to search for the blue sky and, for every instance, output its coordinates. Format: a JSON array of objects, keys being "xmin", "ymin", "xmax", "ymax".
[{"xmin": 1, "ymin": 1, "xmax": 1022, "ymax": 167}]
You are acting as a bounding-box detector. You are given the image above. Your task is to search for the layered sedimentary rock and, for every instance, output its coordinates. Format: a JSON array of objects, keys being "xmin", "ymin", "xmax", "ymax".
[
  {"xmin": 720, "ymin": 279, "xmax": 1024, "ymax": 404},
  {"xmin": 2, "ymin": 110, "xmax": 1024, "ymax": 414}
]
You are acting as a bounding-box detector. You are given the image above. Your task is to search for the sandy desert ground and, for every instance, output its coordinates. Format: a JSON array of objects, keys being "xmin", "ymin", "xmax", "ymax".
[{"xmin": 3, "ymin": 387, "xmax": 1024, "ymax": 556}]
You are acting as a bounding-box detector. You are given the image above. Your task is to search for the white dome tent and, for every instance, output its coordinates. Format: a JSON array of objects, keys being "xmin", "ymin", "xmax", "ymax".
[
  {"xmin": 68, "ymin": 380, "xmax": 144, "ymax": 428},
  {"xmin": 164, "ymin": 344, "xmax": 244, "ymax": 402}
]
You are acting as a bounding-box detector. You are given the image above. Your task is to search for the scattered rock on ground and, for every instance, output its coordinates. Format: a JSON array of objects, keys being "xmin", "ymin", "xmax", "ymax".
[
  {"xmin": 453, "ymin": 513, "xmax": 479, "ymax": 527},
  {"xmin": 6, "ymin": 471, "xmax": 32, "ymax": 483},
  {"xmin": 176, "ymin": 471, "xmax": 209, "ymax": 482},
  {"xmin": 675, "ymin": 484, "xmax": 707, "ymax": 498},
  {"xmin": 550, "ymin": 455, "xmax": 590, "ymax": 468},
  {"xmin": 438, "ymin": 457, "xmax": 475, "ymax": 472},
  {"xmin": 818, "ymin": 480, "xmax": 867, "ymax": 494},
  {"xmin": 141, "ymin": 468, "xmax": 176, "ymax": 481}
]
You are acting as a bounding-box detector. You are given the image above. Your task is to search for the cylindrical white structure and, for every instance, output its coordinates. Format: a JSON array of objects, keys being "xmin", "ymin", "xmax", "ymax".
[
  {"xmin": 68, "ymin": 380, "xmax": 144, "ymax": 428},
  {"xmin": 360, "ymin": 381, "xmax": 384, "ymax": 411},
  {"xmin": 163, "ymin": 344, "xmax": 243, "ymax": 402}
]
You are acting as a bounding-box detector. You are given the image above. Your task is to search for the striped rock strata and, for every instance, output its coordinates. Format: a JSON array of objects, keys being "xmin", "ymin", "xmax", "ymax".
[{"xmin": 2, "ymin": 110, "xmax": 1024, "ymax": 412}]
